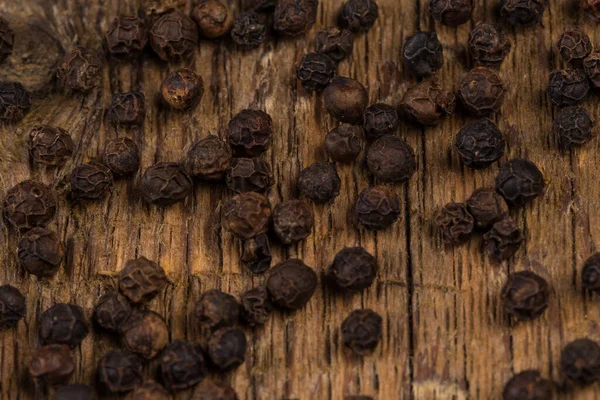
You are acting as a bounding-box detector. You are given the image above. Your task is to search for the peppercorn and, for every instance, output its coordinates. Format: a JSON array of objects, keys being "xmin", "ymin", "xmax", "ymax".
[
  {"xmin": 296, "ymin": 52, "xmax": 337, "ymax": 92},
  {"xmin": 458, "ymin": 67, "xmax": 505, "ymax": 116},
  {"xmin": 272, "ymin": 199, "xmax": 314, "ymax": 245},
  {"xmin": 141, "ymin": 162, "xmax": 192, "ymax": 206},
  {"xmin": 484, "ymin": 217, "xmax": 523, "ymax": 261},
  {"xmin": 502, "ymin": 370, "xmax": 553, "ymax": 400},
  {"xmin": 127, "ymin": 381, "xmax": 171, "ymax": 400},
  {"xmin": 403, "ymin": 32, "xmax": 443, "ymax": 78},
  {"xmin": 228, "ymin": 109, "xmax": 273, "ymax": 156},
  {"xmin": 274, "ymin": 0, "xmax": 317, "ymax": 36},
  {"xmin": 561, "ymin": 338, "xmax": 600, "ymax": 385},
  {"xmin": 328, "ymin": 247, "xmax": 377, "ymax": 291},
  {"xmin": 208, "ymin": 327, "xmax": 247, "ymax": 370},
  {"xmin": 39, "ymin": 303, "xmax": 89, "ymax": 347},
  {"xmin": 226, "ymin": 157, "xmax": 273, "ymax": 194},
  {"xmin": 0, "ymin": 81, "xmax": 31, "ymax": 122},
  {"xmin": 150, "ymin": 11, "xmax": 198, "ymax": 61},
  {"xmin": 191, "ymin": 380, "xmax": 238, "ymax": 400},
  {"xmin": 109, "ymin": 91, "xmax": 146, "ymax": 126},
  {"xmin": 3, "ymin": 180, "xmax": 57, "ymax": 230},
  {"xmin": 103, "ymin": 138, "xmax": 140, "ymax": 177},
  {"xmin": 161, "ymin": 69, "xmax": 203, "ymax": 111},
  {"xmin": 363, "ymin": 103, "xmax": 399, "ymax": 139},
  {"xmin": 57, "ymin": 47, "xmax": 101, "ymax": 92},
  {"xmin": 325, "ymin": 124, "xmax": 363, "ymax": 163},
  {"xmin": 54, "ymin": 384, "xmax": 96, "ymax": 400},
  {"xmin": 341, "ymin": 309, "xmax": 382, "ymax": 355},
  {"xmin": 241, "ymin": 234, "xmax": 272, "ymax": 274},
  {"xmin": 455, "ymin": 119, "xmax": 505, "ymax": 169},
  {"xmin": 436, "ymin": 202, "xmax": 474, "ymax": 245},
  {"xmin": 315, "ymin": 27, "xmax": 354, "ymax": 62},
  {"xmin": 192, "ymin": 0, "xmax": 233, "ymax": 39},
  {"xmin": 18, "ymin": 227, "xmax": 64, "ymax": 278},
  {"xmin": 160, "ymin": 340, "xmax": 206, "ymax": 390},
  {"xmin": 582, "ymin": 253, "xmax": 600, "ymax": 292},
  {"xmin": 106, "ymin": 16, "xmax": 147, "ymax": 59},
  {"xmin": 583, "ymin": 0, "xmax": 600, "ymax": 21},
  {"xmin": 121, "ymin": 310, "xmax": 169, "ymax": 360},
  {"xmin": 240, "ymin": 287, "xmax": 273, "ymax": 326},
  {"xmin": 367, "ymin": 135, "xmax": 416, "ymax": 183},
  {"xmin": 0, "ymin": 284, "xmax": 25, "ymax": 330},
  {"xmin": 222, "ymin": 192, "xmax": 272, "ymax": 239},
  {"xmin": 97, "ymin": 350, "xmax": 143, "ymax": 394},
  {"xmin": 355, "ymin": 186, "xmax": 400, "ymax": 231},
  {"xmin": 0, "ymin": 17, "xmax": 14, "ymax": 63},
  {"xmin": 401, "ymin": 80, "xmax": 455, "ymax": 126},
  {"xmin": 324, "ymin": 77, "xmax": 369, "ymax": 124},
  {"xmin": 266, "ymin": 259, "xmax": 318, "ymax": 309},
  {"xmin": 495, "ymin": 158, "xmax": 545, "ymax": 206},
  {"xmin": 429, "ymin": 0, "xmax": 472, "ymax": 26},
  {"xmin": 28, "ymin": 344, "xmax": 74, "ymax": 384},
  {"xmin": 468, "ymin": 23, "xmax": 511, "ymax": 67},
  {"xmin": 500, "ymin": 0, "xmax": 547, "ymax": 27},
  {"xmin": 584, "ymin": 51, "xmax": 600, "ymax": 88},
  {"xmin": 339, "ymin": 0, "xmax": 379, "ymax": 32},
  {"xmin": 231, "ymin": 12, "xmax": 267, "ymax": 50},
  {"xmin": 466, "ymin": 188, "xmax": 508, "ymax": 230},
  {"xmin": 195, "ymin": 289, "xmax": 240, "ymax": 332},
  {"xmin": 501, "ymin": 271, "xmax": 549, "ymax": 321},
  {"xmin": 547, "ymin": 68, "xmax": 590, "ymax": 107},
  {"xmin": 553, "ymin": 106, "xmax": 594, "ymax": 149},
  {"xmin": 29, "ymin": 125, "xmax": 74, "ymax": 167},
  {"xmin": 557, "ymin": 30, "xmax": 592, "ymax": 66},
  {"xmin": 118, "ymin": 257, "xmax": 168, "ymax": 304},
  {"xmin": 297, "ymin": 162, "xmax": 341, "ymax": 203},
  {"xmin": 185, "ymin": 136, "xmax": 232, "ymax": 180},
  {"xmin": 93, "ymin": 291, "xmax": 132, "ymax": 333},
  {"xmin": 70, "ymin": 162, "xmax": 114, "ymax": 200}
]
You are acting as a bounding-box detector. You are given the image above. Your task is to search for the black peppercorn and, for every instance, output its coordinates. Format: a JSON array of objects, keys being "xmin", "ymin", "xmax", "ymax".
[
  {"xmin": 39, "ymin": 303, "xmax": 89, "ymax": 347},
  {"xmin": 324, "ymin": 77, "xmax": 369, "ymax": 124},
  {"xmin": 495, "ymin": 158, "xmax": 545, "ymax": 206},
  {"xmin": 222, "ymin": 192, "xmax": 272, "ymax": 239},
  {"xmin": 455, "ymin": 119, "xmax": 505, "ymax": 169},
  {"xmin": 161, "ymin": 69, "xmax": 204, "ymax": 110},
  {"xmin": 18, "ymin": 227, "xmax": 64, "ymax": 278},
  {"xmin": 228, "ymin": 109, "xmax": 272, "ymax": 156},
  {"xmin": 106, "ymin": 16, "xmax": 147, "ymax": 58},
  {"xmin": 121, "ymin": 310, "xmax": 169, "ymax": 360},
  {"xmin": 363, "ymin": 103, "xmax": 399, "ymax": 139},
  {"xmin": 231, "ymin": 12, "xmax": 267, "ymax": 50},
  {"xmin": 583, "ymin": 0, "xmax": 600, "ymax": 21},
  {"xmin": 150, "ymin": 11, "xmax": 198, "ymax": 61},
  {"xmin": 266, "ymin": 259, "xmax": 318, "ymax": 309},
  {"xmin": 328, "ymin": 247, "xmax": 377, "ymax": 291},
  {"xmin": 339, "ymin": 0, "xmax": 379, "ymax": 32},
  {"xmin": 272, "ymin": 199, "xmax": 314, "ymax": 244},
  {"xmin": 401, "ymin": 80, "xmax": 455, "ymax": 126},
  {"xmin": 436, "ymin": 202, "xmax": 475, "ymax": 245},
  {"xmin": 141, "ymin": 162, "xmax": 192, "ymax": 206},
  {"xmin": 501, "ymin": 271, "xmax": 549, "ymax": 321},
  {"xmin": 584, "ymin": 51, "xmax": 600, "ymax": 88},
  {"xmin": 109, "ymin": 91, "xmax": 146, "ymax": 126},
  {"xmin": 29, "ymin": 125, "xmax": 74, "ymax": 166},
  {"xmin": 466, "ymin": 188, "xmax": 508, "ymax": 230},
  {"xmin": 241, "ymin": 233, "xmax": 272, "ymax": 274},
  {"xmin": 93, "ymin": 291, "xmax": 132, "ymax": 332},
  {"xmin": 561, "ymin": 338, "xmax": 600, "ymax": 385},
  {"xmin": 547, "ymin": 68, "xmax": 590, "ymax": 107},
  {"xmin": 57, "ymin": 47, "xmax": 102, "ymax": 92},
  {"xmin": 484, "ymin": 217, "xmax": 524, "ymax": 261},
  {"xmin": 195, "ymin": 289, "xmax": 240, "ymax": 332},
  {"xmin": 583, "ymin": 253, "xmax": 600, "ymax": 292},
  {"xmin": 468, "ymin": 23, "xmax": 511, "ymax": 67},
  {"xmin": 54, "ymin": 384, "xmax": 96, "ymax": 400},
  {"xmin": 240, "ymin": 287, "xmax": 273, "ymax": 326},
  {"xmin": 458, "ymin": 67, "xmax": 505, "ymax": 116},
  {"xmin": 118, "ymin": 256, "xmax": 168, "ymax": 304},
  {"xmin": 274, "ymin": 0, "xmax": 318, "ymax": 36},
  {"xmin": 341, "ymin": 309, "xmax": 382, "ymax": 355},
  {"xmin": 70, "ymin": 162, "xmax": 114, "ymax": 200},
  {"xmin": 226, "ymin": 157, "xmax": 273, "ymax": 194},
  {"xmin": 192, "ymin": 0, "xmax": 233, "ymax": 39},
  {"xmin": 553, "ymin": 106, "xmax": 594, "ymax": 149},
  {"xmin": 557, "ymin": 30, "xmax": 592, "ymax": 66},
  {"xmin": 296, "ymin": 52, "xmax": 337, "ymax": 92},
  {"xmin": 502, "ymin": 370, "xmax": 553, "ymax": 400},
  {"xmin": 128, "ymin": 381, "xmax": 171, "ymax": 400},
  {"xmin": 3, "ymin": 180, "xmax": 57, "ymax": 230},
  {"xmin": 28, "ymin": 344, "xmax": 74, "ymax": 384},
  {"xmin": 103, "ymin": 138, "xmax": 140, "ymax": 177},
  {"xmin": 185, "ymin": 136, "xmax": 232, "ymax": 180},
  {"xmin": 191, "ymin": 380, "xmax": 238, "ymax": 400},
  {"xmin": 355, "ymin": 186, "xmax": 400, "ymax": 231},
  {"xmin": 297, "ymin": 162, "xmax": 341, "ymax": 203},
  {"xmin": 0, "ymin": 17, "xmax": 14, "ymax": 63},
  {"xmin": 160, "ymin": 340, "xmax": 206, "ymax": 391},
  {"xmin": 403, "ymin": 32, "xmax": 443, "ymax": 78},
  {"xmin": 367, "ymin": 135, "xmax": 416, "ymax": 183},
  {"xmin": 500, "ymin": 0, "xmax": 547, "ymax": 27},
  {"xmin": 97, "ymin": 350, "xmax": 143, "ymax": 394},
  {"xmin": 429, "ymin": 0, "xmax": 472, "ymax": 26},
  {"xmin": 0, "ymin": 81, "xmax": 31, "ymax": 122},
  {"xmin": 315, "ymin": 27, "xmax": 354, "ymax": 62},
  {"xmin": 208, "ymin": 327, "xmax": 247, "ymax": 371},
  {"xmin": 0, "ymin": 284, "xmax": 25, "ymax": 330},
  {"xmin": 325, "ymin": 124, "xmax": 363, "ymax": 163}
]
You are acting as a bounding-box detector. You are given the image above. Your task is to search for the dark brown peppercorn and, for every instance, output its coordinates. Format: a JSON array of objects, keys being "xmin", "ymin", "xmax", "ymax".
[
  {"xmin": 355, "ymin": 186, "xmax": 400, "ymax": 231},
  {"xmin": 222, "ymin": 192, "xmax": 272, "ymax": 239},
  {"xmin": 266, "ymin": 259, "xmax": 318, "ymax": 310},
  {"xmin": 502, "ymin": 370, "xmax": 553, "ymax": 400},
  {"xmin": 561, "ymin": 338, "xmax": 600, "ymax": 385},
  {"xmin": 0, "ymin": 81, "xmax": 31, "ymax": 122},
  {"xmin": 28, "ymin": 344, "xmax": 74, "ymax": 384},
  {"xmin": 29, "ymin": 125, "xmax": 74, "ymax": 166},
  {"xmin": 325, "ymin": 124, "xmax": 363, "ymax": 163},
  {"xmin": 297, "ymin": 162, "xmax": 341, "ymax": 203},
  {"xmin": 274, "ymin": 0, "xmax": 318, "ymax": 36},
  {"xmin": 328, "ymin": 247, "xmax": 377, "ymax": 291},
  {"xmin": 93, "ymin": 291, "xmax": 132, "ymax": 333},
  {"xmin": 458, "ymin": 67, "xmax": 505, "ymax": 116},
  {"xmin": 468, "ymin": 23, "xmax": 511, "ymax": 67},
  {"xmin": 436, "ymin": 202, "xmax": 474, "ymax": 245},
  {"xmin": 341, "ymin": 309, "xmax": 382, "ymax": 355},
  {"xmin": 501, "ymin": 271, "xmax": 549, "ymax": 321},
  {"xmin": 160, "ymin": 340, "xmax": 206, "ymax": 390},
  {"xmin": 54, "ymin": 384, "xmax": 96, "ymax": 400},
  {"xmin": 241, "ymin": 234, "xmax": 272, "ymax": 274},
  {"xmin": 18, "ymin": 227, "xmax": 64, "ymax": 278},
  {"xmin": 557, "ymin": 30, "xmax": 592, "ymax": 65},
  {"xmin": 208, "ymin": 327, "xmax": 247, "ymax": 371},
  {"xmin": 109, "ymin": 92, "xmax": 146, "ymax": 126},
  {"xmin": 583, "ymin": 0, "xmax": 600, "ymax": 21},
  {"xmin": 240, "ymin": 287, "xmax": 273, "ymax": 326},
  {"xmin": 121, "ymin": 310, "xmax": 169, "ymax": 360},
  {"xmin": 0, "ymin": 284, "xmax": 25, "ymax": 330},
  {"xmin": 150, "ymin": 11, "xmax": 198, "ymax": 61},
  {"xmin": 3, "ymin": 180, "xmax": 57, "ymax": 230},
  {"xmin": 500, "ymin": 0, "xmax": 547, "ymax": 27},
  {"xmin": 495, "ymin": 158, "xmax": 545, "ymax": 206},
  {"xmin": 161, "ymin": 69, "xmax": 203, "ymax": 110},
  {"xmin": 363, "ymin": 103, "xmax": 399, "ymax": 139},
  {"xmin": 39, "ymin": 303, "xmax": 89, "ymax": 347},
  {"xmin": 192, "ymin": 0, "xmax": 233, "ymax": 39},
  {"xmin": 455, "ymin": 119, "xmax": 505, "ymax": 169},
  {"xmin": 584, "ymin": 51, "xmax": 600, "ymax": 88},
  {"xmin": 57, "ymin": 47, "xmax": 101, "ymax": 92},
  {"xmin": 226, "ymin": 157, "xmax": 273, "ymax": 194},
  {"xmin": 231, "ymin": 12, "xmax": 267, "ymax": 50},
  {"xmin": 582, "ymin": 253, "xmax": 600, "ymax": 292},
  {"xmin": 191, "ymin": 380, "xmax": 238, "ymax": 400},
  {"xmin": 70, "ymin": 162, "xmax": 114, "ymax": 200},
  {"xmin": 315, "ymin": 27, "xmax": 354, "ymax": 62},
  {"xmin": 401, "ymin": 80, "xmax": 455, "ymax": 126},
  {"xmin": 106, "ymin": 16, "xmax": 147, "ymax": 58},
  {"xmin": 553, "ymin": 106, "xmax": 594, "ymax": 149},
  {"xmin": 339, "ymin": 0, "xmax": 379, "ymax": 32},
  {"xmin": 228, "ymin": 109, "xmax": 272, "ymax": 156},
  {"xmin": 195, "ymin": 290, "xmax": 240, "ymax": 332},
  {"xmin": 296, "ymin": 52, "xmax": 337, "ymax": 92},
  {"xmin": 141, "ymin": 162, "xmax": 192, "ymax": 206},
  {"xmin": 324, "ymin": 77, "xmax": 369, "ymax": 124},
  {"xmin": 484, "ymin": 217, "xmax": 524, "ymax": 261},
  {"xmin": 97, "ymin": 350, "xmax": 143, "ymax": 394},
  {"xmin": 429, "ymin": 0, "xmax": 472, "ymax": 26},
  {"xmin": 185, "ymin": 136, "xmax": 232, "ymax": 180},
  {"xmin": 103, "ymin": 138, "xmax": 140, "ymax": 177},
  {"xmin": 367, "ymin": 135, "xmax": 416, "ymax": 183},
  {"xmin": 466, "ymin": 188, "xmax": 508, "ymax": 230},
  {"xmin": 272, "ymin": 200, "xmax": 314, "ymax": 244},
  {"xmin": 403, "ymin": 32, "xmax": 443, "ymax": 78},
  {"xmin": 0, "ymin": 17, "xmax": 14, "ymax": 62},
  {"xmin": 127, "ymin": 381, "xmax": 171, "ymax": 400},
  {"xmin": 118, "ymin": 257, "xmax": 168, "ymax": 304},
  {"xmin": 547, "ymin": 68, "xmax": 590, "ymax": 107}
]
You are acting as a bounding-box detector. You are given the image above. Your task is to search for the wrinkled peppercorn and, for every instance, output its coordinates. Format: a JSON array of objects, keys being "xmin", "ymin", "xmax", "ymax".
[
  {"xmin": 231, "ymin": 12, "xmax": 267, "ymax": 50},
  {"xmin": 54, "ymin": 384, "xmax": 96, "ymax": 400},
  {"xmin": 39, "ymin": 303, "xmax": 89, "ymax": 347},
  {"xmin": 57, "ymin": 47, "xmax": 101, "ymax": 92},
  {"xmin": 195, "ymin": 290, "xmax": 240, "ymax": 332},
  {"xmin": 127, "ymin": 381, "xmax": 171, "ymax": 400},
  {"xmin": 582, "ymin": 253, "xmax": 600, "ymax": 292},
  {"xmin": 141, "ymin": 162, "xmax": 192, "ymax": 206},
  {"xmin": 583, "ymin": 0, "xmax": 600, "ymax": 21},
  {"xmin": 3, "ymin": 180, "xmax": 56, "ymax": 230},
  {"xmin": 495, "ymin": 158, "xmax": 545, "ymax": 206},
  {"xmin": 458, "ymin": 67, "xmax": 505, "ymax": 116},
  {"xmin": 502, "ymin": 370, "xmax": 553, "ymax": 400},
  {"xmin": 584, "ymin": 51, "xmax": 600, "ymax": 88},
  {"xmin": 103, "ymin": 138, "xmax": 140, "ymax": 177},
  {"xmin": 29, "ymin": 125, "xmax": 74, "ymax": 167},
  {"xmin": 274, "ymin": 0, "xmax": 317, "ymax": 36},
  {"xmin": 500, "ymin": 0, "xmax": 547, "ymax": 27},
  {"xmin": 315, "ymin": 27, "xmax": 354, "ymax": 62},
  {"xmin": 501, "ymin": 271, "xmax": 549, "ymax": 321},
  {"xmin": 403, "ymin": 32, "xmax": 443, "ymax": 78},
  {"xmin": 297, "ymin": 162, "xmax": 341, "ymax": 203},
  {"xmin": 401, "ymin": 80, "xmax": 455, "ymax": 126},
  {"xmin": 240, "ymin": 287, "xmax": 273, "ymax": 326},
  {"xmin": 93, "ymin": 291, "xmax": 132, "ymax": 332},
  {"xmin": 557, "ymin": 30, "xmax": 592, "ymax": 65},
  {"xmin": 28, "ymin": 344, "xmax": 74, "ymax": 384},
  {"xmin": 436, "ymin": 202, "xmax": 475, "ymax": 245},
  {"xmin": 341, "ymin": 309, "xmax": 382, "ymax": 355},
  {"xmin": 191, "ymin": 380, "xmax": 238, "ymax": 400},
  {"xmin": 328, "ymin": 247, "xmax": 377, "ymax": 291},
  {"xmin": 484, "ymin": 217, "xmax": 523, "ymax": 261},
  {"xmin": 241, "ymin": 234, "xmax": 272, "ymax": 274},
  {"xmin": 0, "ymin": 17, "xmax": 13, "ymax": 62},
  {"xmin": 272, "ymin": 200, "xmax": 314, "ymax": 244},
  {"xmin": 367, "ymin": 135, "xmax": 416, "ymax": 183},
  {"xmin": 150, "ymin": 11, "xmax": 198, "ymax": 61},
  {"xmin": 355, "ymin": 186, "xmax": 400, "ymax": 231},
  {"xmin": 455, "ymin": 119, "xmax": 505, "ymax": 169},
  {"xmin": 97, "ymin": 350, "xmax": 143, "ymax": 394},
  {"xmin": 324, "ymin": 77, "xmax": 369, "ymax": 124},
  {"xmin": 228, "ymin": 109, "xmax": 272, "ymax": 156},
  {"xmin": 363, "ymin": 103, "xmax": 399, "ymax": 139},
  {"xmin": 70, "ymin": 162, "xmax": 114, "ymax": 200},
  {"xmin": 429, "ymin": 0, "xmax": 472, "ymax": 26},
  {"xmin": 226, "ymin": 158, "xmax": 273, "ymax": 194},
  {"xmin": 561, "ymin": 338, "xmax": 600, "ymax": 385},
  {"xmin": 160, "ymin": 340, "xmax": 206, "ymax": 390},
  {"xmin": 192, "ymin": 0, "xmax": 233, "ymax": 39},
  {"xmin": 466, "ymin": 188, "xmax": 508, "ymax": 230},
  {"xmin": 468, "ymin": 23, "xmax": 511, "ymax": 67},
  {"xmin": 266, "ymin": 259, "xmax": 318, "ymax": 309},
  {"xmin": 118, "ymin": 257, "xmax": 168, "ymax": 304},
  {"xmin": 18, "ymin": 227, "xmax": 64, "ymax": 278},
  {"xmin": 121, "ymin": 310, "xmax": 169, "ymax": 360},
  {"xmin": 553, "ymin": 106, "xmax": 594, "ymax": 149},
  {"xmin": 296, "ymin": 52, "xmax": 337, "ymax": 92},
  {"xmin": 109, "ymin": 92, "xmax": 146, "ymax": 126},
  {"xmin": 325, "ymin": 124, "xmax": 363, "ymax": 163},
  {"xmin": 0, "ymin": 285, "xmax": 25, "ymax": 330},
  {"xmin": 339, "ymin": 0, "xmax": 379, "ymax": 32},
  {"xmin": 547, "ymin": 69, "xmax": 590, "ymax": 107},
  {"xmin": 161, "ymin": 69, "xmax": 204, "ymax": 110},
  {"xmin": 106, "ymin": 16, "xmax": 147, "ymax": 58},
  {"xmin": 208, "ymin": 327, "xmax": 247, "ymax": 371},
  {"xmin": 222, "ymin": 192, "xmax": 272, "ymax": 239},
  {"xmin": 0, "ymin": 81, "xmax": 31, "ymax": 122},
  {"xmin": 185, "ymin": 136, "xmax": 232, "ymax": 180}
]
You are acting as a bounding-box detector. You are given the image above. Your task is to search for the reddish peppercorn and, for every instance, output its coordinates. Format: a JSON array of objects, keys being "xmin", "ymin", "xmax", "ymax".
[
  {"xmin": 207, "ymin": 327, "xmax": 247, "ymax": 371},
  {"xmin": 339, "ymin": 0, "xmax": 379, "ymax": 32},
  {"xmin": 355, "ymin": 186, "xmax": 400, "ymax": 231},
  {"xmin": 28, "ymin": 344, "xmax": 74, "ymax": 384},
  {"xmin": 272, "ymin": 199, "xmax": 314, "ymax": 244},
  {"xmin": 96, "ymin": 350, "xmax": 143, "ymax": 394},
  {"xmin": 18, "ymin": 227, "xmax": 64, "ymax": 278},
  {"xmin": 315, "ymin": 27, "xmax": 354, "ymax": 62},
  {"xmin": 118, "ymin": 256, "xmax": 168, "ymax": 304},
  {"xmin": 192, "ymin": 0, "xmax": 233, "ymax": 39},
  {"xmin": 341, "ymin": 309, "xmax": 382, "ymax": 355},
  {"xmin": 324, "ymin": 77, "xmax": 369, "ymax": 124},
  {"xmin": 185, "ymin": 136, "xmax": 232, "ymax": 180},
  {"xmin": 121, "ymin": 310, "xmax": 169, "ymax": 360},
  {"xmin": 325, "ymin": 124, "xmax": 363, "ymax": 163},
  {"xmin": 274, "ymin": 0, "xmax": 318, "ymax": 36},
  {"xmin": 296, "ymin": 52, "xmax": 337, "ymax": 92},
  {"xmin": 231, "ymin": 12, "xmax": 267, "ymax": 50},
  {"xmin": 191, "ymin": 380, "xmax": 238, "ymax": 400},
  {"xmin": 429, "ymin": 0, "xmax": 473, "ymax": 26},
  {"xmin": 266, "ymin": 259, "xmax": 318, "ymax": 309},
  {"xmin": 3, "ymin": 180, "xmax": 57, "ymax": 230},
  {"xmin": 70, "ymin": 162, "xmax": 114, "ymax": 200},
  {"xmin": 436, "ymin": 202, "xmax": 474, "ymax": 245},
  {"xmin": 150, "ymin": 11, "xmax": 198, "ymax": 61},
  {"xmin": 93, "ymin": 291, "xmax": 132, "ymax": 333},
  {"xmin": 403, "ymin": 32, "xmax": 443, "ymax": 78},
  {"xmin": 495, "ymin": 158, "xmax": 544, "ymax": 206},
  {"xmin": 367, "ymin": 135, "xmax": 416, "ymax": 183},
  {"xmin": 297, "ymin": 162, "xmax": 341, "ymax": 203},
  {"xmin": 557, "ymin": 30, "xmax": 592, "ymax": 65},
  {"xmin": 195, "ymin": 289, "xmax": 240, "ymax": 332},
  {"xmin": 0, "ymin": 285, "xmax": 26, "ymax": 330},
  {"xmin": 160, "ymin": 340, "xmax": 206, "ymax": 390},
  {"xmin": 501, "ymin": 271, "xmax": 549, "ymax": 321},
  {"xmin": 226, "ymin": 157, "xmax": 273, "ymax": 194},
  {"xmin": 0, "ymin": 81, "xmax": 31, "ymax": 122},
  {"xmin": 328, "ymin": 247, "xmax": 377, "ymax": 291},
  {"xmin": 484, "ymin": 217, "xmax": 524, "ymax": 261},
  {"xmin": 458, "ymin": 67, "xmax": 505, "ymax": 116},
  {"xmin": 401, "ymin": 80, "xmax": 455, "ymax": 126},
  {"xmin": 223, "ymin": 192, "xmax": 272, "ymax": 239},
  {"xmin": 240, "ymin": 287, "xmax": 273, "ymax": 326},
  {"xmin": 57, "ymin": 47, "xmax": 102, "ymax": 92},
  {"xmin": 141, "ymin": 162, "xmax": 192, "ymax": 206},
  {"xmin": 501, "ymin": 0, "xmax": 547, "ymax": 27},
  {"xmin": 455, "ymin": 119, "xmax": 505, "ymax": 169},
  {"xmin": 582, "ymin": 253, "xmax": 600, "ymax": 292},
  {"xmin": 466, "ymin": 188, "xmax": 508, "ymax": 230},
  {"xmin": 241, "ymin": 234, "xmax": 272, "ymax": 274},
  {"xmin": 106, "ymin": 16, "xmax": 147, "ymax": 58},
  {"xmin": 561, "ymin": 338, "xmax": 600, "ymax": 385},
  {"xmin": 38, "ymin": 303, "xmax": 89, "ymax": 347},
  {"xmin": 29, "ymin": 125, "xmax": 74, "ymax": 167},
  {"xmin": 161, "ymin": 69, "xmax": 204, "ymax": 110},
  {"xmin": 547, "ymin": 68, "xmax": 590, "ymax": 107},
  {"xmin": 0, "ymin": 17, "xmax": 14, "ymax": 62},
  {"xmin": 103, "ymin": 138, "xmax": 140, "ymax": 177},
  {"xmin": 109, "ymin": 91, "xmax": 146, "ymax": 125},
  {"xmin": 228, "ymin": 109, "xmax": 273, "ymax": 156},
  {"xmin": 502, "ymin": 370, "xmax": 553, "ymax": 400},
  {"xmin": 468, "ymin": 23, "xmax": 511, "ymax": 67}
]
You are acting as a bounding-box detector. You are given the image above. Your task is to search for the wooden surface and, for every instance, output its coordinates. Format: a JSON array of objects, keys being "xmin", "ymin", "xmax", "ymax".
[{"xmin": 1, "ymin": 0, "xmax": 600, "ymax": 399}]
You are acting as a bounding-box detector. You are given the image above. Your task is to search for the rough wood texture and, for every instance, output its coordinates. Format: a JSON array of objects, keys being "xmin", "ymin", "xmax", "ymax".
[{"xmin": 1, "ymin": 0, "xmax": 600, "ymax": 399}]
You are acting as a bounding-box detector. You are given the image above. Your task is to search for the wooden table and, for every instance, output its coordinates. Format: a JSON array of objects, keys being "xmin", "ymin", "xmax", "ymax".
[{"xmin": 1, "ymin": 0, "xmax": 600, "ymax": 399}]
